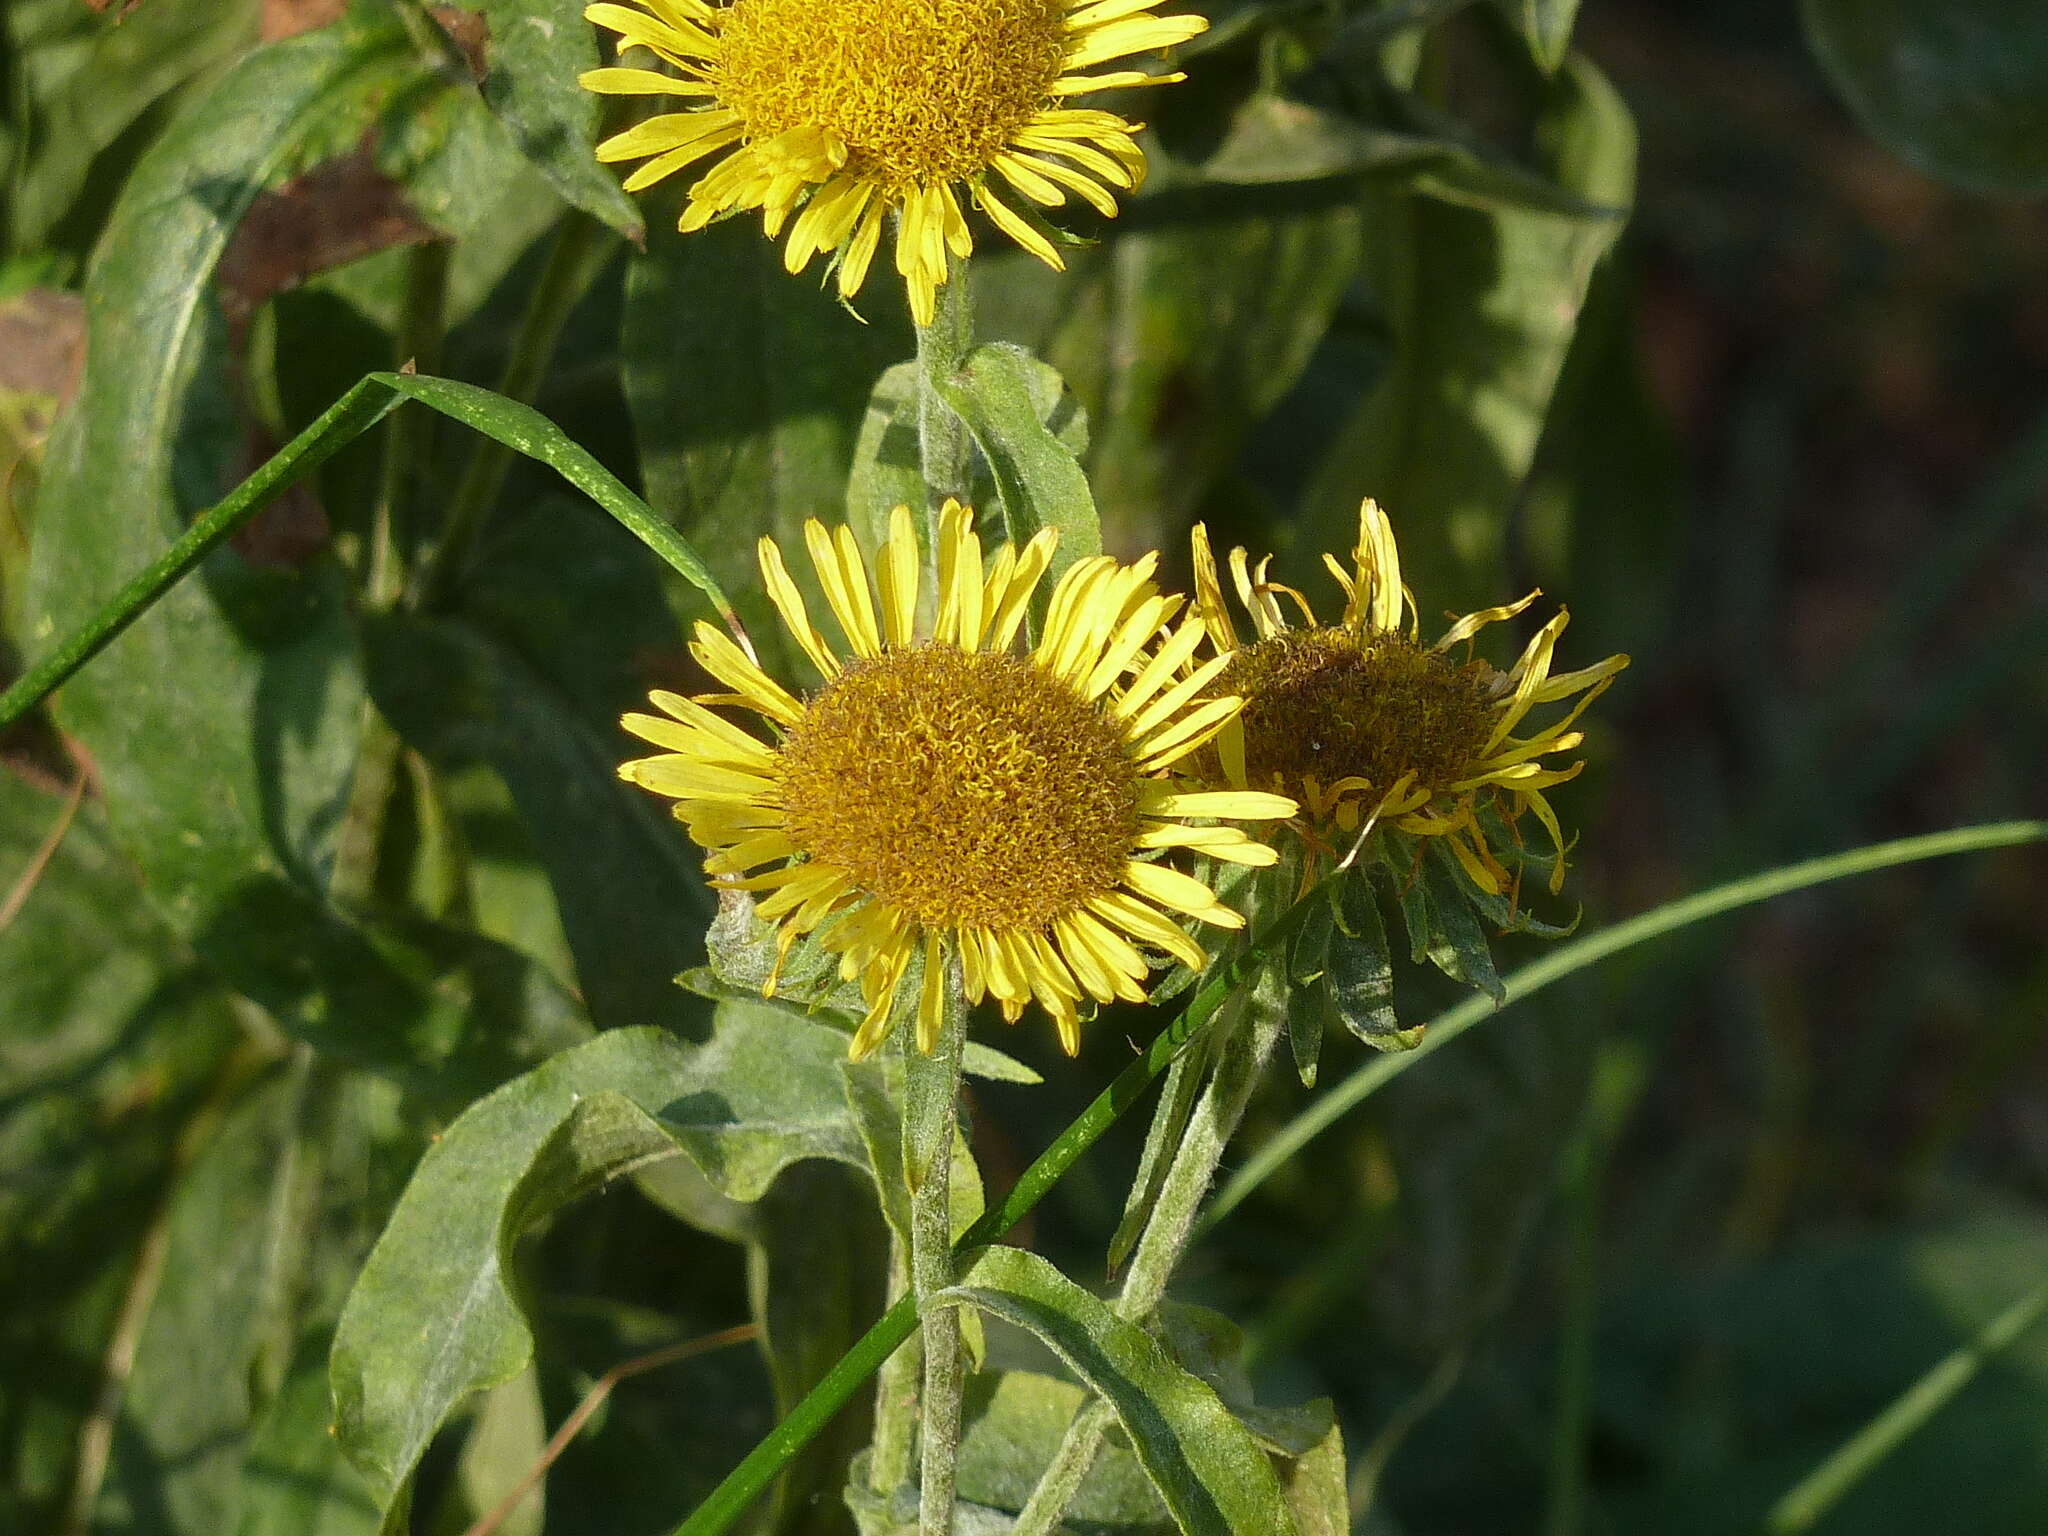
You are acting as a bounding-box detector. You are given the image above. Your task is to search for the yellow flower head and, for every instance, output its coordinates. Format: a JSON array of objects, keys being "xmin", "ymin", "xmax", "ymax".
[
  {"xmin": 1189, "ymin": 499, "xmax": 1629, "ymax": 900},
  {"xmin": 580, "ymin": 0, "xmax": 1208, "ymax": 324},
  {"xmin": 621, "ymin": 503, "xmax": 1294, "ymax": 1059}
]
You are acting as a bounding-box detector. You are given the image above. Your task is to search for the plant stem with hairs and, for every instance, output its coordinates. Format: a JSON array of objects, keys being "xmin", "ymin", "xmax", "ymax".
[{"xmin": 902, "ymin": 971, "xmax": 969, "ymax": 1535}]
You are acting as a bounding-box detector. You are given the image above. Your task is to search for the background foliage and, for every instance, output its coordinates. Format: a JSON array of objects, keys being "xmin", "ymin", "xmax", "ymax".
[{"xmin": 1, "ymin": 0, "xmax": 2043, "ymax": 1533}]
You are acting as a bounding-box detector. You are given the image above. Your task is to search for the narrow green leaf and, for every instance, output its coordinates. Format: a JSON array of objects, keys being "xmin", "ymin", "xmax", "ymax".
[
  {"xmin": 931, "ymin": 342, "xmax": 1101, "ymax": 587},
  {"xmin": 433, "ymin": 0, "xmax": 645, "ymax": 236},
  {"xmin": 1205, "ymin": 821, "xmax": 2048, "ymax": 1232},
  {"xmin": 1328, "ymin": 865, "xmax": 1407, "ymax": 1046},
  {"xmin": 1802, "ymin": 0, "xmax": 2048, "ymax": 196},
  {"xmin": 1501, "ymin": 0, "xmax": 1583, "ymax": 74},
  {"xmin": 937, "ymin": 1247, "xmax": 1298, "ymax": 1536},
  {"xmin": 331, "ymin": 1015, "xmax": 869, "ymax": 1527},
  {"xmin": 1417, "ymin": 854, "xmax": 1506, "ymax": 1002}
]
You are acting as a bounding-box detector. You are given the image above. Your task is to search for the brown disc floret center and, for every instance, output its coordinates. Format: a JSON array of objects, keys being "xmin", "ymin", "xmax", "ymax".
[
  {"xmin": 777, "ymin": 643, "xmax": 1139, "ymax": 929},
  {"xmin": 1220, "ymin": 626, "xmax": 1499, "ymax": 811},
  {"xmin": 714, "ymin": 0, "xmax": 1069, "ymax": 188}
]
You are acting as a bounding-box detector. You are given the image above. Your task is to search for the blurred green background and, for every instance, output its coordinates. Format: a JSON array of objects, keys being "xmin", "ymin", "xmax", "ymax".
[{"xmin": 2, "ymin": 1, "xmax": 2043, "ymax": 1533}]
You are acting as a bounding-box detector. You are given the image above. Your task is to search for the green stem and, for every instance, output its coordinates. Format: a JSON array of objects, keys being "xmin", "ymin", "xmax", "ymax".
[
  {"xmin": 904, "ymin": 972, "xmax": 968, "ymax": 1536},
  {"xmin": 914, "ymin": 262, "xmax": 975, "ymax": 519},
  {"xmin": 1013, "ymin": 995, "xmax": 1286, "ymax": 1536},
  {"xmin": 410, "ymin": 212, "xmax": 613, "ymax": 608},
  {"xmin": 667, "ymin": 819, "xmax": 2048, "ymax": 1536}
]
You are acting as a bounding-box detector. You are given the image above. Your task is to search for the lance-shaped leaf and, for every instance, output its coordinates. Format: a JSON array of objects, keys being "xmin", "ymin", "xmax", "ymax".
[
  {"xmin": 935, "ymin": 1247, "xmax": 1298, "ymax": 1536},
  {"xmin": 330, "ymin": 1013, "xmax": 868, "ymax": 1530}
]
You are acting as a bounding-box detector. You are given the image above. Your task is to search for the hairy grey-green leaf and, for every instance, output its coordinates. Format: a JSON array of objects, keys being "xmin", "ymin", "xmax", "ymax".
[
  {"xmin": 330, "ymin": 1014, "xmax": 867, "ymax": 1527},
  {"xmin": 933, "ymin": 342, "xmax": 1101, "ymax": 590},
  {"xmin": 938, "ymin": 1247, "xmax": 1298, "ymax": 1536}
]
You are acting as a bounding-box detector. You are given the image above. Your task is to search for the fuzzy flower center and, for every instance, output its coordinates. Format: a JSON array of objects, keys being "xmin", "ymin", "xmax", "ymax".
[
  {"xmin": 777, "ymin": 643, "xmax": 1139, "ymax": 929},
  {"xmin": 1220, "ymin": 627, "xmax": 1499, "ymax": 811},
  {"xmin": 713, "ymin": 0, "xmax": 1069, "ymax": 188}
]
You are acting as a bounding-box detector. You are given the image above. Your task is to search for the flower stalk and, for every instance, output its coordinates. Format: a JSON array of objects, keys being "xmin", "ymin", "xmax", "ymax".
[{"xmin": 902, "ymin": 961, "xmax": 969, "ymax": 1535}]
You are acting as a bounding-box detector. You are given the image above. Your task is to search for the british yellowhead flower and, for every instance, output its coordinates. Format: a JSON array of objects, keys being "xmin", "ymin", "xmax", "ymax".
[
  {"xmin": 1190, "ymin": 499, "xmax": 1629, "ymax": 903},
  {"xmin": 579, "ymin": 0, "xmax": 1208, "ymax": 324},
  {"xmin": 620, "ymin": 503, "xmax": 1294, "ymax": 1059}
]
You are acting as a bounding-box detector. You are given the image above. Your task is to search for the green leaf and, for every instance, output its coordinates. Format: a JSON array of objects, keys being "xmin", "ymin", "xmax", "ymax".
[
  {"xmin": 1300, "ymin": 53, "xmax": 1636, "ymax": 613},
  {"xmin": 1498, "ymin": 0, "xmax": 1583, "ymax": 74},
  {"xmin": 1203, "ymin": 91, "xmax": 1614, "ymax": 217},
  {"xmin": 1802, "ymin": 0, "xmax": 2048, "ymax": 196},
  {"xmin": 330, "ymin": 1014, "xmax": 870, "ymax": 1526},
  {"xmin": 92, "ymin": 1061, "xmax": 407, "ymax": 1536},
  {"xmin": 14, "ymin": 13, "xmax": 461, "ymax": 1068},
  {"xmin": 0, "ymin": 778, "xmax": 244, "ymax": 1533},
  {"xmin": 844, "ymin": 361, "xmax": 925, "ymax": 556},
  {"xmin": 1417, "ymin": 853, "xmax": 1506, "ymax": 1002},
  {"xmin": 433, "ymin": 0, "xmax": 645, "ymax": 237},
  {"xmin": 1329, "ymin": 867, "xmax": 1412, "ymax": 1047},
  {"xmin": 1288, "ymin": 896, "xmax": 1337, "ymax": 1086},
  {"xmin": 937, "ymin": 1247, "xmax": 1299, "ymax": 1536},
  {"xmin": 955, "ymin": 1371, "xmax": 1174, "ymax": 1531},
  {"xmin": 621, "ymin": 216, "xmax": 910, "ymax": 677},
  {"xmin": 931, "ymin": 342, "xmax": 1101, "ymax": 589},
  {"xmin": 1158, "ymin": 1302, "xmax": 1338, "ymax": 1458},
  {"xmin": 3, "ymin": 0, "xmax": 258, "ymax": 254}
]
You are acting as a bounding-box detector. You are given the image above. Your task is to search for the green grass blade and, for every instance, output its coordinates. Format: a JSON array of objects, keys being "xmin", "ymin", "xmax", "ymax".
[
  {"xmin": 1765, "ymin": 1278, "xmax": 2048, "ymax": 1534},
  {"xmin": 1203, "ymin": 819, "xmax": 2048, "ymax": 1232},
  {"xmin": 0, "ymin": 371, "xmax": 737, "ymax": 734},
  {"xmin": 0, "ymin": 378, "xmax": 397, "ymax": 732}
]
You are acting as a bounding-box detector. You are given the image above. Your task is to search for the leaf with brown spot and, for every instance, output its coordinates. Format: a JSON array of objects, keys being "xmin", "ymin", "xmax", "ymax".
[
  {"xmin": 259, "ymin": 0, "xmax": 346, "ymax": 40},
  {"xmin": 214, "ymin": 147, "xmax": 441, "ymax": 331}
]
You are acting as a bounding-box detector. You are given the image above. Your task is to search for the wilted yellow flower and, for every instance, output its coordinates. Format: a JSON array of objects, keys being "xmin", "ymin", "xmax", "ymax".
[
  {"xmin": 580, "ymin": 0, "xmax": 1208, "ymax": 324},
  {"xmin": 1190, "ymin": 499, "xmax": 1628, "ymax": 899},
  {"xmin": 621, "ymin": 504, "xmax": 1293, "ymax": 1058}
]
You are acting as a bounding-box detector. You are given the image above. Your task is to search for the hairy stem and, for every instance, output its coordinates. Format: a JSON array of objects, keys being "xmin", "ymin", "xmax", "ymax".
[{"xmin": 903, "ymin": 974, "xmax": 968, "ymax": 1536}]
